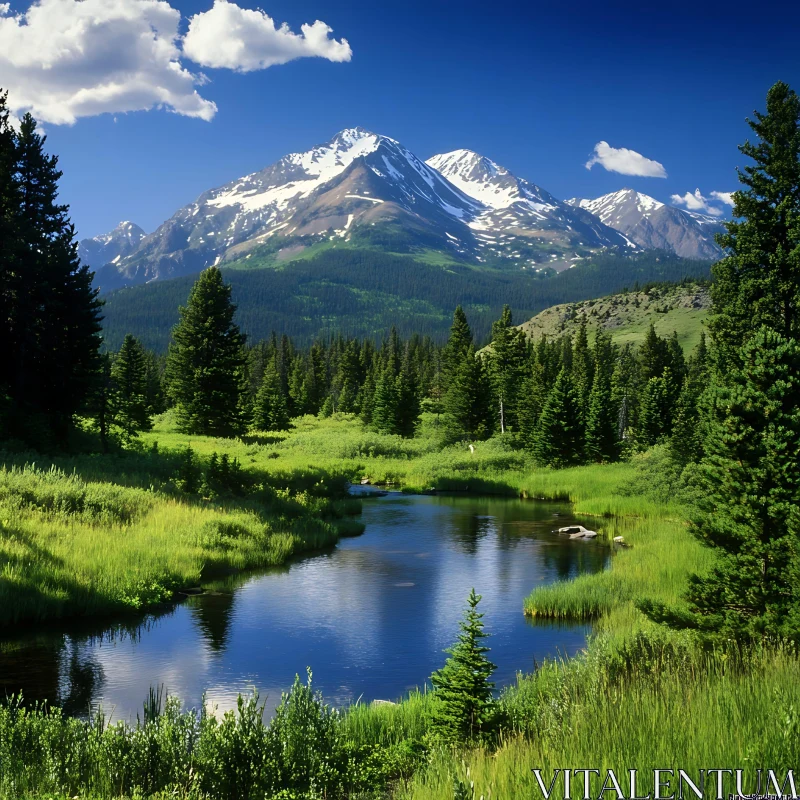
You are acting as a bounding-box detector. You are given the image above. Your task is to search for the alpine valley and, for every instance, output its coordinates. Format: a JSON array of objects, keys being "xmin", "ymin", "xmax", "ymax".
[{"xmin": 92, "ymin": 127, "xmax": 723, "ymax": 349}]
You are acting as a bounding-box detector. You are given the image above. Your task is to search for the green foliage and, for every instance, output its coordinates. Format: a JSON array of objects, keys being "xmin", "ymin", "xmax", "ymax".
[
  {"xmin": 710, "ymin": 81, "xmax": 800, "ymax": 366},
  {"xmin": 165, "ymin": 267, "xmax": 247, "ymax": 437},
  {"xmin": 110, "ymin": 334, "xmax": 153, "ymax": 441},
  {"xmin": 486, "ymin": 305, "xmax": 528, "ymax": 434},
  {"xmin": 442, "ymin": 346, "xmax": 492, "ymax": 443},
  {"xmin": 253, "ymin": 360, "xmax": 290, "ymax": 432},
  {"xmin": 0, "ymin": 670, "xmax": 410, "ymax": 800},
  {"xmin": 637, "ymin": 374, "xmax": 671, "ymax": 446},
  {"xmin": 533, "ymin": 369, "xmax": 584, "ymax": 468},
  {"xmin": 428, "ymin": 589, "xmax": 497, "ymax": 746},
  {"xmin": 0, "ymin": 102, "xmax": 102, "ymax": 447},
  {"xmin": 641, "ymin": 329, "xmax": 800, "ymax": 642},
  {"xmin": 584, "ymin": 329, "xmax": 620, "ymax": 462}
]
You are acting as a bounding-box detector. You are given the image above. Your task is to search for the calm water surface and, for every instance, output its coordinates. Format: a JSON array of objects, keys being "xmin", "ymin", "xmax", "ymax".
[{"xmin": 0, "ymin": 494, "xmax": 607, "ymax": 720}]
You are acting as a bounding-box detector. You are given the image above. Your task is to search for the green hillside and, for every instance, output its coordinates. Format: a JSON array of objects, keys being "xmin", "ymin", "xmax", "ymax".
[
  {"xmin": 100, "ymin": 249, "xmax": 713, "ymax": 352},
  {"xmin": 518, "ymin": 281, "xmax": 711, "ymax": 351}
]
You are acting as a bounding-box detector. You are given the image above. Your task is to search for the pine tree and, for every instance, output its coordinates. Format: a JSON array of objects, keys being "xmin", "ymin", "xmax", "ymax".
[
  {"xmin": 0, "ymin": 91, "xmax": 20, "ymax": 424},
  {"xmin": 144, "ymin": 350, "xmax": 166, "ymax": 415},
  {"xmin": 638, "ymin": 322, "xmax": 668, "ymax": 382},
  {"xmin": 669, "ymin": 334, "xmax": 711, "ymax": 466},
  {"xmin": 110, "ymin": 334, "xmax": 152, "ymax": 440},
  {"xmin": 5, "ymin": 112, "xmax": 102, "ymax": 444},
  {"xmin": 88, "ymin": 353, "xmax": 114, "ymax": 453},
  {"xmin": 669, "ymin": 381, "xmax": 704, "ymax": 466},
  {"xmin": 487, "ymin": 305, "xmax": 527, "ymax": 434},
  {"xmin": 428, "ymin": 589, "xmax": 497, "ymax": 745},
  {"xmin": 253, "ymin": 359, "xmax": 290, "ymax": 431},
  {"xmin": 395, "ymin": 359, "xmax": 421, "ymax": 438},
  {"xmin": 442, "ymin": 346, "xmax": 492, "ymax": 443},
  {"xmin": 371, "ymin": 365, "xmax": 401, "ymax": 434},
  {"xmin": 444, "ymin": 306, "xmax": 473, "ymax": 376},
  {"xmin": 289, "ymin": 355, "xmax": 311, "ymax": 416},
  {"xmin": 641, "ymin": 328, "xmax": 800, "ymax": 642},
  {"xmin": 165, "ymin": 267, "xmax": 247, "ymax": 437},
  {"xmin": 517, "ymin": 357, "xmax": 548, "ymax": 449},
  {"xmin": 710, "ymin": 82, "xmax": 800, "ymax": 367},
  {"xmin": 532, "ymin": 369, "xmax": 584, "ymax": 468},
  {"xmin": 638, "ymin": 374, "xmax": 671, "ymax": 446},
  {"xmin": 358, "ymin": 365, "xmax": 377, "ymax": 425},
  {"xmin": 611, "ymin": 343, "xmax": 640, "ymax": 446},
  {"xmin": 571, "ymin": 315, "xmax": 594, "ymax": 421},
  {"xmin": 334, "ymin": 339, "xmax": 362, "ymax": 413},
  {"xmin": 585, "ymin": 329, "xmax": 620, "ymax": 462}
]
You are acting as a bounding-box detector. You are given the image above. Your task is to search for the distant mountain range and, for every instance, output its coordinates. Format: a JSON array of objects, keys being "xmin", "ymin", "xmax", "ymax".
[
  {"xmin": 80, "ymin": 129, "xmax": 725, "ymax": 292},
  {"xmin": 566, "ymin": 189, "xmax": 724, "ymax": 260}
]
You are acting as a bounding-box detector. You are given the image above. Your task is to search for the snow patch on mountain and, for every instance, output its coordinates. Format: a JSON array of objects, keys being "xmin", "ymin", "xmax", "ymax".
[
  {"xmin": 426, "ymin": 149, "xmax": 557, "ymax": 212},
  {"xmin": 568, "ymin": 189, "xmax": 664, "ymax": 225}
]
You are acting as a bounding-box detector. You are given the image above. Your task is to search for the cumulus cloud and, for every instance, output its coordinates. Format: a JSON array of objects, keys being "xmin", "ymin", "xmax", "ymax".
[
  {"xmin": 183, "ymin": 0, "xmax": 352, "ymax": 72},
  {"xmin": 0, "ymin": 0, "xmax": 351, "ymax": 125},
  {"xmin": 710, "ymin": 190, "xmax": 735, "ymax": 206},
  {"xmin": 585, "ymin": 141, "xmax": 667, "ymax": 178},
  {"xmin": 670, "ymin": 188, "xmax": 725, "ymax": 217},
  {"xmin": 0, "ymin": 0, "xmax": 216, "ymax": 124}
]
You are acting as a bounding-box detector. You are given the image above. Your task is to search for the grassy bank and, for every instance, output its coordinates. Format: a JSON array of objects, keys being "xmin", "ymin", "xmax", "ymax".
[{"xmin": 0, "ymin": 431, "xmax": 363, "ymax": 626}]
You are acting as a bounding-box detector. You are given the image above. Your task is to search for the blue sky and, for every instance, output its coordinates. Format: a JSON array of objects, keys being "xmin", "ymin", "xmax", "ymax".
[{"xmin": 2, "ymin": 0, "xmax": 799, "ymax": 238}]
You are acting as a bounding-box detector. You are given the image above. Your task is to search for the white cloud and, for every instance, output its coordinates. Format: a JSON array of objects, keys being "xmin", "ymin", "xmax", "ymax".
[
  {"xmin": 0, "ymin": 0, "xmax": 351, "ymax": 125},
  {"xmin": 670, "ymin": 189, "xmax": 724, "ymax": 217},
  {"xmin": 585, "ymin": 141, "xmax": 667, "ymax": 178},
  {"xmin": 183, "ymin": 0, "xmax": 352, "ymax": 72},
  {"xmin": 710, "ymin": 190, "xmax": 735, "ymax": 207},
  {"xmin": 0, "ymin": 0, "xmax": 216, "ymax": 124}
]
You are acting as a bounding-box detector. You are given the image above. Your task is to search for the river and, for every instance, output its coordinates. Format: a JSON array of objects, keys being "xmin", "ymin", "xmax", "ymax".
[{"xmin": 0, "ymin": 493, "xmax": 608, "ymax": 720}]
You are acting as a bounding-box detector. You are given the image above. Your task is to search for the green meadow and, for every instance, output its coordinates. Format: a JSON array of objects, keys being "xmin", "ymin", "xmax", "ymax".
[{"xmin": 0, "ymin": 412, "xmax": 797, "ymax": 799}]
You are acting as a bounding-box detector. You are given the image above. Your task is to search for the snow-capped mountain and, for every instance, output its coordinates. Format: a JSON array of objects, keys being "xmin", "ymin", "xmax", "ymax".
[
  {"xmin": 91, "ymin": 129, "xmax": 632, "ymax": 290},
  {"xmin": 78, "ymin": 221, "xmax": 146, "ymax": 269},
  {"xmin": 427, "ymin": 149, "xmax": 634, "ymax": 260},
  {"xmin": 566, "ymin": 189, "xmax": 724, "ymax": 260}
]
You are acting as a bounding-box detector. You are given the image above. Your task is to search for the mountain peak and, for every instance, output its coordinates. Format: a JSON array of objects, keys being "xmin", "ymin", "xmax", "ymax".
[
  {"xmin": 79, "ymin": 220, "xmax": 146, "ymax": 269},
  {"xmin": 566, "ymin": 189, "xmax": 722, "ymax": 259},
  {"xmin": 426, "ymin": 149, "xmax": 555, "ymax": 211},
  {"xmin": 567, "ymin": 190, "xmax": 663, "ymax": 222}
]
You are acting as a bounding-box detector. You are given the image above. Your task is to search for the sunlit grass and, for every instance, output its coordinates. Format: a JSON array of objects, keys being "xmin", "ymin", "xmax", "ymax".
[{"xmin": 403, "ymin": 647, "xmax": 800, "ymax": 800}]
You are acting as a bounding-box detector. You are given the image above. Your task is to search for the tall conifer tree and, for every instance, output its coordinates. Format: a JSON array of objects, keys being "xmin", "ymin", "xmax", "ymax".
[
  {"xmin": 585, "ymin": 329, "xmax": 620, "ymax": 462},
  {"xmin": 710, "ymin": 82, "xmax": 800, "ymax": 366},
  {"xmin": 6, "ymin": 112, "xmax": 101, "ymax": 443},
  {"xmin": 533, "ymin": 368, "xmax": 584, "ymax": 467},
  {"xmin": 642, "ymin": 329, "xmax": 800, "ymax": 642},
  {"xmin": 253, "ymin": 359, "xmax": 290, "ymax": 432},
  {"xmin": 487, "ymin": 305, "xmax": 527, "ymax": 434},
  {"xmin": 443, "ymin": 346, "xmax": 492, "ymax": 443},
  {"xmin": 166, "ymin": 267, "xmax": 246, "ymax": 437},
  {"xmin": 110, "ymin": 334, "xmax": 152, "ymax": 440}
]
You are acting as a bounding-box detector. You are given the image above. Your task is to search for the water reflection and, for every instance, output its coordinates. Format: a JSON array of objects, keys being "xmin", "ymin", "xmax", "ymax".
[{"xmin": 0, "ymin": 495, "xmax": 608, "ymax": 720}]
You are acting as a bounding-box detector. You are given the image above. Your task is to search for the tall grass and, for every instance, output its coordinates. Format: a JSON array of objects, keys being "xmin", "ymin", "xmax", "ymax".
[
  {"xmin": 523, "ymin": 517, "xmax": 712, "ymax": 622},
  {"xmin": 0, "ymin": 672, "xmax": 426, "ymax": 800},
  {"xmin": 403, "ymin": 647, "xmax": 800, "ymax": 800},
  {"xmin": 0, "ymin": 459, "xmax": 356, "ymax": 626}
]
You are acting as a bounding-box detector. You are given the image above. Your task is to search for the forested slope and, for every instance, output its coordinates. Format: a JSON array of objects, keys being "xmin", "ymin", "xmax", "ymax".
[{"xmin": 101, "ymin": 249, "xmax": 712, "ymax": 351}]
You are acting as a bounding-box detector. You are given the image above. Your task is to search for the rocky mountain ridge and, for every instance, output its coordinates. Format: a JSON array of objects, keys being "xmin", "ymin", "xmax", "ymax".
[{"xmin": 566, "ymin": 189, "xmax": 724, "ymax": 260}]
